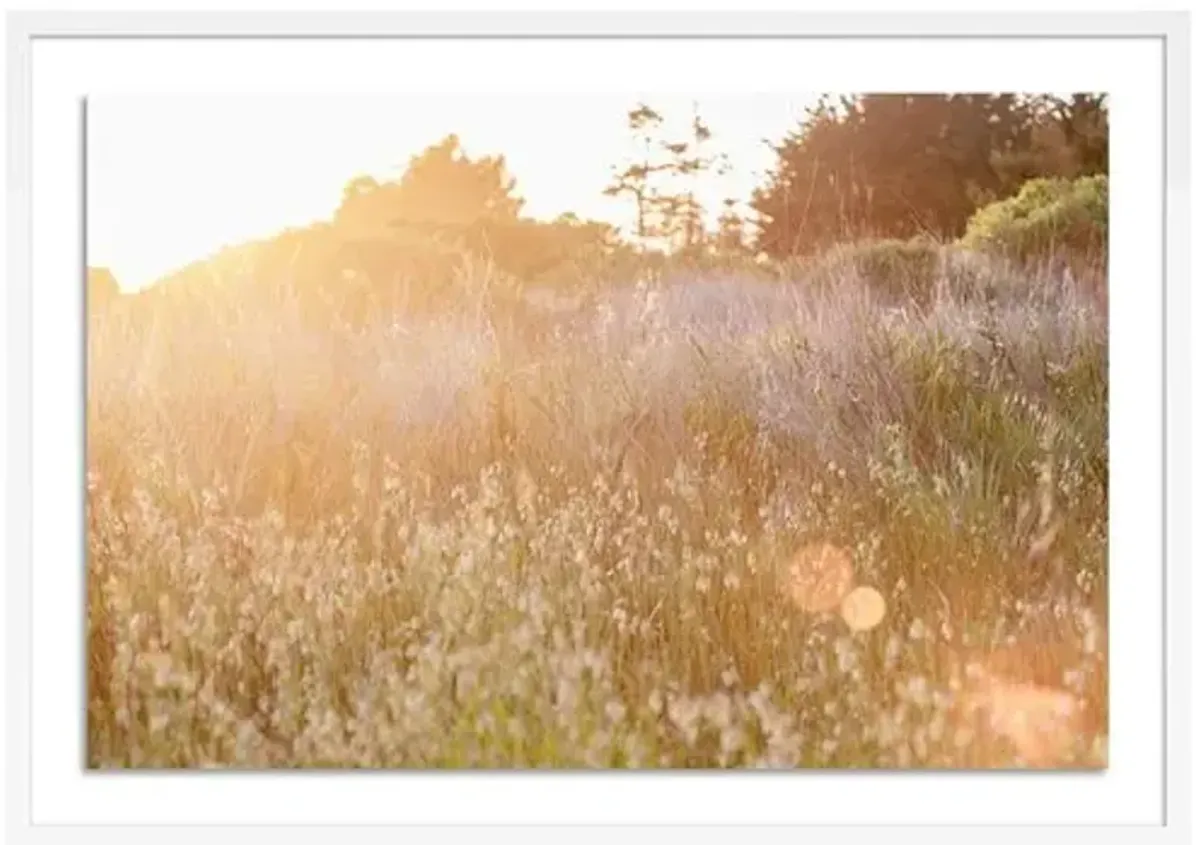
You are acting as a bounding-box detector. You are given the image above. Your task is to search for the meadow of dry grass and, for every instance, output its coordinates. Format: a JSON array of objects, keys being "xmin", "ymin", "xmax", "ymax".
[{"xmin": 85, "ymin": 248, "xmax": 1108, "ymax": 769}]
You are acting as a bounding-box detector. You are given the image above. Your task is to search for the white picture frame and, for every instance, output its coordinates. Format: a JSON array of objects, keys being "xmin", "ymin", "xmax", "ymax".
[{"xmin": 4, "ymin": 5, "xmax": 1192, "ymax": 843}]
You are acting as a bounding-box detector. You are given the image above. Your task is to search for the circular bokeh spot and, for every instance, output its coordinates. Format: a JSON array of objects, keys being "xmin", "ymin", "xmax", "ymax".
[{"xmin": 840, "ymin": 585, "xmax": 887, "ymax": 631}]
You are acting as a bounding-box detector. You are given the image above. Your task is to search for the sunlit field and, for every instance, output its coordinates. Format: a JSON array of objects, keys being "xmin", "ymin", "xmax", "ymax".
[{"xmin": 85, "ymin": 244, "xmax": 1108, "ymax": 769}]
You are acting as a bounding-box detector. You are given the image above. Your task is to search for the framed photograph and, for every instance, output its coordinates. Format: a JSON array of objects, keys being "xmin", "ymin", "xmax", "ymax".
[{"xmin": 4, "ymin": 5, "xmax": 1192, "ymax": 843}]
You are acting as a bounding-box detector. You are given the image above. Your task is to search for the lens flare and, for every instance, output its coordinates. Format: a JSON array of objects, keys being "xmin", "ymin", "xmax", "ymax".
[{"xmin": 839, "ymin": 585, "xmax": 887, "ymax": 632}]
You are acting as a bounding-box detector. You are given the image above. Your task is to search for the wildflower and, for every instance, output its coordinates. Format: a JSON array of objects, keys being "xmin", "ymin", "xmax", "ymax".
[{"xmin": 784, "ymin": 542, "xmax": 855, "ymax": 613}]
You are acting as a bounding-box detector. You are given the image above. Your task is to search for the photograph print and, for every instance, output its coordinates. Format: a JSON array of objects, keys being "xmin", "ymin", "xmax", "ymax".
[{"xmin": 85, "ymin": 91, "xmax": 1110, "ymax": 770}]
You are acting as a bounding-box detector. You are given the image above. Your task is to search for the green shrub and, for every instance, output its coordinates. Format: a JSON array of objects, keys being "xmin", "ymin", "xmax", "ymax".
[{"xmin": 961, "ymin": 175, "xmax": 1107, "ymax": 263}]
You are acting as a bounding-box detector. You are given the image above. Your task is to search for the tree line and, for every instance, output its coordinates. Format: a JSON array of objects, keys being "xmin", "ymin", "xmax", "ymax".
[
  {"xmin": 90, "ymin": 93, "xmax": 1108, "ymax": 321},
  {"xmin": 750, "ymin": 93, "xmax": 1107, "ymax": 258},
  {"xmin": 309, "ymin": 92, "xmax": 1108, "ymax": 270}
]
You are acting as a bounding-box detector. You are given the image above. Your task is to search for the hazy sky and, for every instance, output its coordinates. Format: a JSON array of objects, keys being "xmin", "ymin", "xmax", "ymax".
[{"xmin": 86, "ymin": 94, "xmax": 816, "ymax": 291}]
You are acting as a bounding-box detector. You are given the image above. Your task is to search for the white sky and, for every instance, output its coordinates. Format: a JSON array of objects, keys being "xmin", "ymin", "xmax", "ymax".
[{"xmin": 86, "ymin": 94, "xmax": 817, "ymax": 291}]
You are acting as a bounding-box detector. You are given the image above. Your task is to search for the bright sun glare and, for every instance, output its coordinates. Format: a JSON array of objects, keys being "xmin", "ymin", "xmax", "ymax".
[{"xmin": 86, "ymin": 94, "xmax": 816, "ymax": 291}]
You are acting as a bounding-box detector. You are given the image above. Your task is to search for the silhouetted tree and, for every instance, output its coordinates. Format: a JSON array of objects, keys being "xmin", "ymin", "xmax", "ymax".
[
  {"xmin": 605, "ymin": 102, "xmax": 727, "ymax": 254},
  {"xmin": 751, "ymin": 93, "xmax": 1108, "ymax": 259},
  {"xmin": 320, "ymin": 134, "xmax": 626, "ymax": 317},
  {"xmin": 715, "ymin": 198, "xmax": 748, "ymax": 255},
  {"xmin": 1024, "ymin": 94, "xmax": 1109, "ymax": 180},
  {"xmin": 660, "ymin": 108, "xmax": 724, "ymax": 254},
  {"xmin": 603, "ymin": 104, "xmax": 675, "ymax": 244},
  {"xmin": 337, "ymin": 134, "xmax": 524, "ymax": 235}
]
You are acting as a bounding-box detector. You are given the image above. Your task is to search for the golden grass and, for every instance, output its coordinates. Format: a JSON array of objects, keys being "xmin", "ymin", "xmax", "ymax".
[
  {"xmin": 784, "ymin": 543, "xmax": 856, "ymax": 613},
  {"xmin": 85, "ymin": 263, "xmax": 1108, "ymax": 769}
]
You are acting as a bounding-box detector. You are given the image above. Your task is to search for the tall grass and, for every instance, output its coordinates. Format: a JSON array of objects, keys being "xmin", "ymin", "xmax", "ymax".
[{"xmin": 86, "ymin": 249, "xmax": 1108, "ymax": 768}]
